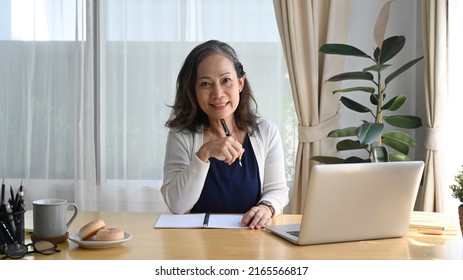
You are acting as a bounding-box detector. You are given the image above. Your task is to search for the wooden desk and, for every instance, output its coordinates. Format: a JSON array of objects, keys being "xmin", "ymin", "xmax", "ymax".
[{"xmin": 23, "ymin": 211, "xmax": 462, "ymax": 260}]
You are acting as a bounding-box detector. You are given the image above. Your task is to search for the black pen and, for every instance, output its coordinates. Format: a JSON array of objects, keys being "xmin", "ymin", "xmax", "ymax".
[
  {"xmin": 14, "ymin": 181, "xmax": 24, "ymax": 212},
  {"xmin": 12, "ymin": 180, "xmax": 22, "ymax": 210},
  {"xmin": 0, "ymin": 220, "xmax": 15, "ymax": 244},
  {"xmin": 9, "ymin": 185, "xmax": 14, "ymax": 208},
  {"xmin": 220, "ymin": 119, "xmax": 242, "ymax": 167},
  {"xmin": 203, "ymin": 213, "xmax": 210, "ymax": 227},
  {"xmin": 220, "ymin": 119, "xmax": 231, "ymax": 137},
  {"xmin": 18, "ymin": 184, "xmax": 24, "ymax": 210},
  {"xmin": 1, "ymin": 178, "xmax": 5, "ymax": 206}
]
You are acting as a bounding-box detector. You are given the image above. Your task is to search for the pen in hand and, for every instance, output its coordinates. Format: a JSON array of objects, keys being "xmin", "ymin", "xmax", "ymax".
[
  {"xmin": 220, "ymin": 119, "xmax": 242, "ymax": 167},
  {"xmin": 220, "ymin": 119, "xmax": 231, "ymax": 137}
]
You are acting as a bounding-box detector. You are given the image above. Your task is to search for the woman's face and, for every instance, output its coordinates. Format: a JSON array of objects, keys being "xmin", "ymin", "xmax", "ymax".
[{"xmin": 195, "ymin": 54, "xmax": 244, "ymax": 122}]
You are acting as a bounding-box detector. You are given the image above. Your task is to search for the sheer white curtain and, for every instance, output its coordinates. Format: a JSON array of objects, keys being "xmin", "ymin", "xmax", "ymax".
[
  {"xmin": 98, "ymin": 0, "xmax": 295, "ymax": 212},
  {"xmin": 0, "ymin": 0, "xmax": 97, "ymax": 210},
  {"xmin": 0, "ymin": 0, "xmax": 294, "ymax": 212}
]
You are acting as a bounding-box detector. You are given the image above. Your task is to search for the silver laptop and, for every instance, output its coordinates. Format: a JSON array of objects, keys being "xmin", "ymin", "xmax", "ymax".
[{"xmin": 266, "ymin": 161, "xmax": 425, "ymax": 245}]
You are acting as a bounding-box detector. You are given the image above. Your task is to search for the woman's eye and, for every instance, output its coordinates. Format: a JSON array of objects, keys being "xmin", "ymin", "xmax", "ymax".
[
  {"xmin": 199, "ymin": 81, "xmax": 211, "ymax": 87},
  {"xmin": 222, "ymin": 78, "xmax": 232, "ymax": 84}
]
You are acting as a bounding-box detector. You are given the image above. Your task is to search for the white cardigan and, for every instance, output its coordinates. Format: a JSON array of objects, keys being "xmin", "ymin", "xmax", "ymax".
[{"xmin": 161, "ymin": 119, "xmax": 289, "ymax": 215}]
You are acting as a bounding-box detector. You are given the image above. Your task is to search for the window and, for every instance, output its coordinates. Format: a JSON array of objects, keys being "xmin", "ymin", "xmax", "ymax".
[
  {"xmin": 0, "ymin": 0, "xmax": 85, "ymax": 181},
  {"xmin": 0, "ymin": 0, "xmax": 295, "ymax": 211},
  {"xmin": 100, "ymin": 0, "xmax": 296, "ymax": 188},
  {"xmin": 1, "ymin": 0, "xmax": 85, "ymax": 41},
  {"xmin": 445, "ymin": 0, "xmax": 463, "ymax": 212}
]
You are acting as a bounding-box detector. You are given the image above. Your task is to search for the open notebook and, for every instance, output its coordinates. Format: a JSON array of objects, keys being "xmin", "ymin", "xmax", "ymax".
[
  {"xmin": 154, "ymin": 213, "xmax": 246, "ymax": 229},
  {"xmin": 266, "ymin": 161, "xmax": 425, "ymax": 245}
]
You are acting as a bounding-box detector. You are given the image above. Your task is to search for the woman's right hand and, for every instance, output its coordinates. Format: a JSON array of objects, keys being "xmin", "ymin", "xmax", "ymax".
[{"xmin": 196, "ymin": 136, "xmax": 244, "ymax": 165}]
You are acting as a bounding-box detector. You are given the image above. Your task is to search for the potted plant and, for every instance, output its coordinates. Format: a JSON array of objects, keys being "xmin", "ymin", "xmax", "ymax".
[
  {"xmin": 312, "ymin": 1, "xmax": 423, "ymax": 164},
  {"xmin": 449, "ymin": 165, "xmax": 463, "ymax": 236}
]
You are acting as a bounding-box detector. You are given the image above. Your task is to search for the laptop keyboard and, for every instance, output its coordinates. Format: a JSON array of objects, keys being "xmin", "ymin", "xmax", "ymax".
[{"xmin": 287, "ymin": 230, "xmax": 300, "ymax": 237}]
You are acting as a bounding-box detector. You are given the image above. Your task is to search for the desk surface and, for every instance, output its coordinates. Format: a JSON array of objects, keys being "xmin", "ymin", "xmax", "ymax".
[{"xmin": 24, "ymin": 211, "xmax": 462, "ymax": 260}]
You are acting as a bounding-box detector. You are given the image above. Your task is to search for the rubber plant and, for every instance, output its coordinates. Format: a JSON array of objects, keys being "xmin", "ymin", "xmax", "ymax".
[
  {"xmin": 312, "ymin": 1, "xmax": 423, "ymax": 164},
  {"xmin": 450, "ymin": 166, "xmax": 463, "ymax": 203},
  {"xmin": 449, "ymin": 165, "xmax": 463, "ymax": 236}
]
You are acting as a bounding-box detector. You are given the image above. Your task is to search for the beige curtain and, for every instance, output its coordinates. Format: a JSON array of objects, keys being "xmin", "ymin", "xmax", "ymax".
[
  {"xmin": 415, "ymin": 1, "xmax": 448, "ymax": 212},
  {"xmin": 273, "ymin": 0, "xmax": 351, "ymax": 213}
]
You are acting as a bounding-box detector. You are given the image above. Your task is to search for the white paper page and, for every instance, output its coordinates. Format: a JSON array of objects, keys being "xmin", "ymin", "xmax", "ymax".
[
  {"xmin": 154, "ymin": 214, "xmax": 205, "ymax": 228},
  {"xmin": 207, "ymin": 214, "xmax": 246, "ymax": 229}
]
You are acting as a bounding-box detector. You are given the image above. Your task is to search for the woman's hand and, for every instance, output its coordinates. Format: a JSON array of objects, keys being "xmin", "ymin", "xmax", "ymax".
[
  {"xmin": 241, "ymin": 205, "xmax": 273, "ymax": 230},
  {"xmin": 197, "ymin": 136, "xmax": 244, "ymax": 165}
]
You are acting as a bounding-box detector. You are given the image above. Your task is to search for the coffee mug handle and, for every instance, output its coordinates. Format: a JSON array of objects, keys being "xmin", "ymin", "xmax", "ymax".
[{"xmin": 66, "ymin": 203, "xmax": 79, "ymax": 230}]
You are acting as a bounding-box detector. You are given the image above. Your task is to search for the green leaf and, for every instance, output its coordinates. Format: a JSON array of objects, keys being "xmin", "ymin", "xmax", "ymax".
[
  {"xmin": 332, "ymin": 87, "xmax": 376, "ymax": 95},
  {"xmin": 336, "ymin": 139, "xmax": 368, "ymax": 151},
  {"xmin": 363, "ymin": 64, "xmax": 391, "ymax": 73},
  {"xmin": 340, "ymin": 96, "xmax": 372, "ymax": 113},
  {"xmin": 345, "ymin": 156, "xmax": 370, "ymax": 163},
  {"xmin": 327, "ymin": 71, "xmax": 374, "ymax": 82},
  {"xmin": 328, "ymin": 127, "xmax": 357, "ymax": 138},
  {"xmin": 374, "ymin": 47, "xmax": 380, "ymax": 61},
  {"xmin": 319, "ymin": 44, "xmax": 370, "ymax": 58},
  {"xmin": 381, "ymin": 134, "xmax": 411, "ymax": 155},
  {"xmin": 371, "ymin": 145, "xmax": 389, "ymax": 162},
  {"xmin": 382, "ymin": 140, "xmax": 409, "ymax": 155},
  {"xmin": 310, "ymin": 156, "xmax": 346, "ymax": 164},
  {"xmin": 388, "ymin": 152, "xmax": 412, "ymax": 161},
  {"xmin": 381, "ymin": 95, "xmax": 406, "ymax": 111},
  {"xmin": 310, "ymin": 155, "xmax": 372, "ymax": 164},
  {"xmin": 384, "ymin": 115, "xmax": 422, "ymax": 129},
  {"xmin": 356, "ymin": 123, "xmax": 384, "ymax": 145},
  {"xmin": 382, "ymin": 131, "xmax": 416, "ymax": 146},
  {"xmin": 385, "ymin": 56, "xmax": 424, "ymax": 86},
  {"xmin": 380, "ymin": 36, "xmax": 406, "ymax": 63}
]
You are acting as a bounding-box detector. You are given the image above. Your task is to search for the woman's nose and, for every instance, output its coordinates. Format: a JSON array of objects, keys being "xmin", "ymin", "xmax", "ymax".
[{"xmin": 211, "ymin": 84, "xmax": 224, "ymax": 98}]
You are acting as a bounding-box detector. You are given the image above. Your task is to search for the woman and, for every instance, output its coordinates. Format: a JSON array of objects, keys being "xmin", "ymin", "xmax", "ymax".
[{"xmin": 161, "ymin": 40, "xmax": 288, "ymax": 229}]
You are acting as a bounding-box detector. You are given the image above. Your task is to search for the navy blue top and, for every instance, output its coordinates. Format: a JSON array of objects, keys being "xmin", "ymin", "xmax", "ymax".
[{"xmin": 191, "ymin": 136, "xmax": 261, "ymax": 213}]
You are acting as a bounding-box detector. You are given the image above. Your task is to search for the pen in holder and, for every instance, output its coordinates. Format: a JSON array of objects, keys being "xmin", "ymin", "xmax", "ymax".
[{"xmin": 0, "ymin": 209, "xmax": 26, "ymax": 247}]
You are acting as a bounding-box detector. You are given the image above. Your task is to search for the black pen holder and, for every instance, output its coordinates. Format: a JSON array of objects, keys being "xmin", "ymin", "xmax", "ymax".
[{"xmin": 0, "ymin": 209, "xmax": 26, "ymax": 248}]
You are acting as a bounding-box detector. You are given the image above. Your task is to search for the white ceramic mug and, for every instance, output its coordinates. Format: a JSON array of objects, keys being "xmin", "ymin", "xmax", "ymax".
[{"xmin": 33, "ymin": 199, "xmax": 79, "ymax": 239}]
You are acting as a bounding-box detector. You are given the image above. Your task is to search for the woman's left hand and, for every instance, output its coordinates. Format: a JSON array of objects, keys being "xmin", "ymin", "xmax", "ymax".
[{"xmin": 241, "ymin": 205, "xmax": 273, "ymax": 230}]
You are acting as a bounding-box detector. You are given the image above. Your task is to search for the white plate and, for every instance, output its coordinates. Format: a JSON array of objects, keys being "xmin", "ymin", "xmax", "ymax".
[{"xmin": 68, "ymin": 232, "xmax": 132, "ymax": 249}]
